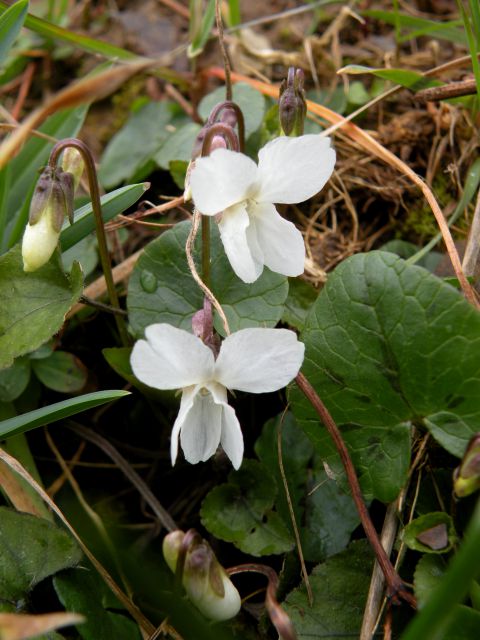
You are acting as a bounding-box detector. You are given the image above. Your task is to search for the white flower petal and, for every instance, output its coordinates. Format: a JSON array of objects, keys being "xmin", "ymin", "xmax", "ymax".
[
  {"xmin": 220, "ymin": 405, "xmax": 244, "ymax": 470},
  {"xmin": 207, "ymin": 383, "xmax": 244, "ymax": 469},
  {"xmin": 179, "ymin": 386, "xmax": 223, "ymax": 464},
  {"xmin": 215, "ymin": 328, "xmax": 305, "ymax": 393},
  {"xmin": 170, "ymin": 385, "xmax": 198, "ymax": 464},
  {"xmin": 218, "ymin": 202, "xmax": 263, "ymax": 283},
  {"xmin": 249, "ymin": 202, "xmax": 305, "ymax": 277},
  {"xmin": 255, "ymin": 135, "xmax": 336, "ymax": 204},
  {"xmin": 190, "ymin": 149, "xmax": 258, "ymax": 215},
  {"xmin": 131, "ymin": 324, "xmax": 214, "ymax": 390}
]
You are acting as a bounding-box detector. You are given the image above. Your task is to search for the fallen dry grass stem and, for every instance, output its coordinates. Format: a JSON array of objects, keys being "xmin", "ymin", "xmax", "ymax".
[{"xmin": 0, "ymin": 447, "xmax": 155, "ymax": 636}]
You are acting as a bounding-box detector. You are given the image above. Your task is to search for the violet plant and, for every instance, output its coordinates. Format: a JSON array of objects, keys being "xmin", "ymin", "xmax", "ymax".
[{"xmin": 0, "ymin": 6, "xmax": 480, "ymax": 634}]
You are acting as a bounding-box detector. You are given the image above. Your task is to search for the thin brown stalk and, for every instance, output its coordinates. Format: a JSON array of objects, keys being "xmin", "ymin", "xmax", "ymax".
[
  {"xmin": 0, "ymin": 447, "xmax": 155, "ymax": 636},
  {"xmin": 49, "ymin": 139, "xmax": 130, "ymax": 345},
  {"xmin": 215, "ymin": 0, "xmax": 232, "ymax": 101},
  {"xmin": 462, "ymin": 186, "xmax": 480, "ymax": 277},
  {"xmin": 67, "ymin": 249, "xmax": 143, "ymax": 318},
  {"xmin": 360, "ymin": 499, "xmax": 401, "ymax": 640},
  {"xmin": 277, "ymin": 408, "xmax": 313, "ymax": 606},
  {"xmin": 228, "ymin": 563, "xmax": 297, "ymax": 640},
  {"xmin": 66, "ymin": 422, "xmax": 177, "ymax": 533},
  {"xmin": 11, "ymin": 62, "xmax": 36, "ymax": 121},
  {"xmin": 295, "ymin": 372, "xmax": 416, "ymax": 608}
]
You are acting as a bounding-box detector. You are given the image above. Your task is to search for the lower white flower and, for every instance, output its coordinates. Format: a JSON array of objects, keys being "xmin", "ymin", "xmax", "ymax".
[
  {"xmin": 189, "ymin": 134, "xmax": 336, "ymax": 283},
  {"xmin": 130, "ymin": 324, "xmax": 305, "ymax": 469}
]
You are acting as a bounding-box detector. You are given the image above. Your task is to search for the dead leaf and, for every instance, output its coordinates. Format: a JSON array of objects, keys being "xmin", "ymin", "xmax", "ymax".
[{"xmin": 0, "ymin": 612, "xmax": 84, "ymax": 640}]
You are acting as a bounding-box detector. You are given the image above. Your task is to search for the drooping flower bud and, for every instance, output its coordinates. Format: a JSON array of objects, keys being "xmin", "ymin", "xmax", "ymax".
[
  {"xmin": 61, "ymin": 147, "xmax": 84, "ymax": 192},
  {"xmin": 279, "ymin": 67, "xmax": 307, "ymax": 136},
  {"xmin": 454, "ymin": 434, "xmax": 480, "ymax": 498},
  {"xmin": 163, "ymin": 530, "xmax": 241, "ymax": 621},
  {"xmin": 22, "ymin": 166, "xmax": 74, "ymax": 272}
]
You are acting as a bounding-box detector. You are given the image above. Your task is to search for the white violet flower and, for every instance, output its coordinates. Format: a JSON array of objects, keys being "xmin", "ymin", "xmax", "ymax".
[
  {"xmin": 130, "ymin": 324, "xmax": 305, "ymax": 469},
  {"xmin": 189, "ymin": 134, "xmax": 336, "ymax": 283}
]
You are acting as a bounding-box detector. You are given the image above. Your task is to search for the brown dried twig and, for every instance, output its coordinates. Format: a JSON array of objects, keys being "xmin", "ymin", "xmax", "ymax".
[
  {"xmin": 228, "ymin": 564, "xmax": 297, "ymax": 640},
  {"xmin": 295, "ymin": 372, "xmax": 416, "ymax": 608}
]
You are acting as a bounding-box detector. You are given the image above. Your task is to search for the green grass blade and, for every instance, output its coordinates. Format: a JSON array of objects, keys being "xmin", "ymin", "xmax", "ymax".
[
  {"xmin": 0, "ymin": 163, "xmax": 10, "ymax": 252},
  {"xmin": 227, "ymin": 0, "xmax": 241, "ymax": 27},
  {"xmin": 60, "ymin": 182, "xmax": 149, "ymax": 251},
  {"xmin": 407, "ymin": 157, "xmax": 480, "ymax": 265},
  {"xmin": 469, "ymin": 0, "xmax": 480, "ymax": 48},
  {"xmin": 0, "ymin": 0, "xmax": 28, "ymax": 65},
  {"xmin": 339, "ymin": 64, "xmax": 441, "ymax": 91},
  {"xmin": 457, "ymin": 0, "xmax": 480, "ymax": 110},
  {"xmin": 0, "ymin": 390, "xmax": 130, "ymax": 439},
  {"xmin": 0, "ymin": 0, "xmax": 138, "ymax": 60},
  {"xmin": 188, "ymin": 0, "xmax": 216, "ymax": 58},
  {"xmin": 363, "ymin": 10, "xmax": 466, "ymax": 45}
]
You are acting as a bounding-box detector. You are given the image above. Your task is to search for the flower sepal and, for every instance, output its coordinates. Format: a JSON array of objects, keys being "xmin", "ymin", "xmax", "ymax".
[{"xmin": 163, "ymin": 530, "xmax": 241, "ymax": 621}]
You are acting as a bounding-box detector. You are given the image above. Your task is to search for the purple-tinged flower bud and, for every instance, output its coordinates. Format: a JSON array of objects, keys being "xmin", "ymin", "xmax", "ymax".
[
  {"xmin": 209, "ymin": 135, "xmax": 227, "ymax": 152},
  {"xmin": 61, "ymin": 147, "xmax": 84, "ymax": 192},
  {"xmin": 163, "ymin": 530, "xmax": 241, "ymax": 621},
  {"xmin": 454, "ymin": 434, "xmax": 480, "ymax": 498},
  {"xmin": 279, "ymin": 67, "xmax": 307, "ymax": 136},
  {"xmin": 22, "ymin": 166, "xmax": 75, "ymax": 272}
]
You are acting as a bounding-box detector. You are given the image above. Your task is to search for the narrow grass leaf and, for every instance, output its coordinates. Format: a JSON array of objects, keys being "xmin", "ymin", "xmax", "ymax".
[
  {"xmin": 0, "ymin": 0, "xmax": 28, "ymax": 65},
  {"xmin": 0, "ymin": 390, "xmax": 129, "ymax": 439}
]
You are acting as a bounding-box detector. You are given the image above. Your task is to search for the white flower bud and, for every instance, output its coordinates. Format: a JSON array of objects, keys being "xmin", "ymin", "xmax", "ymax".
[
  {"xmin": 22, "ymin": 206, "xmax": 61, "ymax": 272},
  {"xmin": 61, "ymin": 147, "xmax": 84, "ymax": 191},
  {"xmin": 162, "ymin": 530, "xmax": 241, "ymax": 621},
  {"xmin": 22, "ymin": 166, "xmax": 74, "ymax": 272}
]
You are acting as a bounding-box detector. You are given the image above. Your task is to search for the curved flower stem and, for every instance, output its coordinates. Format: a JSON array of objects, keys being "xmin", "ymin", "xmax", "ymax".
[
  {"xmin": 49, "ymin": 138, "xmax": 130, "ymax": 346},
  {"xmin": 201, "ymin": 122, "xmax": 240, "ymax": 154},
  {"xmin": 227, "ymin": 563, "xmax": 297, "ymax": 640},
  {"xmin": 205, "ymin": 102, "xmax": 245, "ymax": 151},
  {"xmin": 194, "ymin": 122, "xmax": 240, "ymax": 320},
  {"xmin": 295, "ymin": 372, "xmax": 416, "ymax": 609}
]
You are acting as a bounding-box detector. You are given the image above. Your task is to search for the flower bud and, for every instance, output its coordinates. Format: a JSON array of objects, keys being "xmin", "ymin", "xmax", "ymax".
[
  {"xmin": 22, "ymin": 166, "xmax": 74, "ymax": 272},
  {"xmin": 454, "ymin": 434, "xmax": 480, "ymax": 498},
  {"xmin": 209, "ymin": 135, "xmax": 227, "ymax": 152},
  {"xmin": 279, "ymin": 67, "xmax": 307, "ymax": 136},
  {"xmin": 163, "ymin": 530, "xmax": 241, "ymax": 621},
  {"xmin": 61, "ymin": 147, "xmax": 84, "ymax": 192}
]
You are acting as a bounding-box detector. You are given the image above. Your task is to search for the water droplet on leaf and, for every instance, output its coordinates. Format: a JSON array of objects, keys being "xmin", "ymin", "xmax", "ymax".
[{"xmin": 140, "ymin": 270, "xmax": 157, "ymax": 293}]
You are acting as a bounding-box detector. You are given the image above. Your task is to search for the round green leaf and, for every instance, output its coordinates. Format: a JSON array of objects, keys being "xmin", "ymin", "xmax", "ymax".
[
  {"xmin": 0, "ymin": 507, "xmax": 82, "ymax": 601},
  {"xmin": 200, "ymin": 459, "xmax": 293, "ymax": 556},
  {"xmin": 54, "ymin": 569, "xmax": 142, "ymax": 640},
  {"xmin": 127, "ymin": 220, "xmax": 288, "ymax": 337},
  {"xmin": 0, "ymin": 246, "xmax": 83, "ymax": 370},
  {"xmin": 0, "ymin": 358, "xmax": 30, "ymax": 402},
  {"xmin": 283, "ymin": 540, "xmax": 374, "ymax": 640},
  {"xmin": 32, "ymin": 351, "xmax": 88, "ymax": 393},
  {"xmin": 99, "ymin": 101, "xmax": 174, "ymax": 188},
  {"xmin": 290, "ymin": 251, "xmax": 480, "ymax": 502},
  {"xmin": 198, "ymin": 83, "xmax": 266, "ymax": 138},
  {"xmin": 414, "ymin": 554, "xmax": 446, "ymax": 608},
  {"xmin": 403, "ymin": 512, "xmax": 457, "ymax": 554}
]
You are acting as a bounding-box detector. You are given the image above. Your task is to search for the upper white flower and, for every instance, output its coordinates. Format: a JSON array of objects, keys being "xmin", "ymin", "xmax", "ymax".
[
  {"xmin": 130, "ymin": 324, "xmax": 305, "ymax": 469},
  {"xmin": 189, "ymin": 134, "xmax": 336, "ymax": 283}
]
